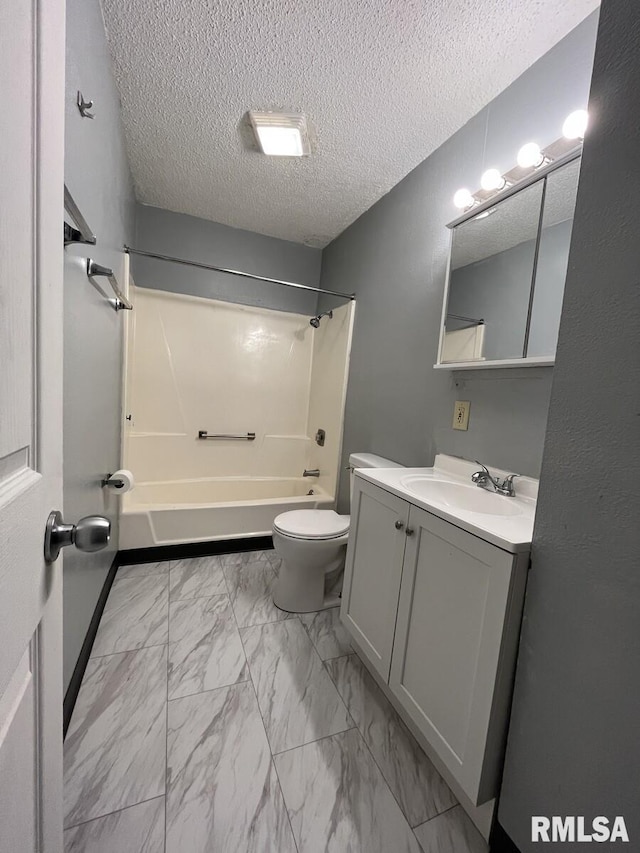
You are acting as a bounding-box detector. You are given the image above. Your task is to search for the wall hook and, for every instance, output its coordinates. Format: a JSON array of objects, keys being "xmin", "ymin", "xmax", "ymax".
[{"xmin": 77, "ymin": 90, "xmax": 95, "ymax": 119}]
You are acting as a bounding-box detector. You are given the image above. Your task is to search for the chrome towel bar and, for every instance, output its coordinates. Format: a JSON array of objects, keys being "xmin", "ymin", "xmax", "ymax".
[
  {"xmin": 64, "ymin": 185, "xmax": 96, "ymax": 246},
  {"xmin": 198, "ymin": 431, "xmax": 256, "ymax": 441},
  {"xmin": 447, "ymin": 313, "xmax": 484, "ymax": 325},
  {"xmin": 87, "ymin": 259, "xmax": 133, "ymax": 311}
]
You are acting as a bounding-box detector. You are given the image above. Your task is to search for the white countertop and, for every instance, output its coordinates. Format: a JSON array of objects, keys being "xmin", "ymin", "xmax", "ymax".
[{"xmin": 356, "ymin": 454, "xmax": 538, "ymax": 553}]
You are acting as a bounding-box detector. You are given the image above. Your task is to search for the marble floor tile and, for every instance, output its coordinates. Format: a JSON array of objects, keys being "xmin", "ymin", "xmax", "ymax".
[
  {"xmin": 166, "ymin": 682, "xmax": 296, "ymax": 853},
  {"xmin": 300, "ymin": 606, "xmax": 353, "ymax": 660},
  {"xmin": 326, "ymin": 654, "xmax": 456, "ymax": 826},
  {"xmin": 64, "ymin": 797, "xmax": 165, "ymax": 853},
  {"xmin": 168, "ymin": 594, "xmax": 248, "ymax": 700},
  {"xmin": 413, "ymin": 806, "xmax": 488, "ymax": 853},
  {"xmin": 64, "ymin": 645, "xmax": 167, "ymax": 828},
  {"xmin": 220, "ymin": 549, "xmax": 273, "ymax": 569},
  {"xmin": 275, "ymin": 728, "xmax": 422, "ymax": 853},
  {"xmin": 263, "ymin": 549, "xmax": 283, "ymax": 572},
  {"xmin": 91, "ymin": 575, "xmax": 168, "ymax": 658},
  {"xmin": 242, "ymin": 619, "xmax": 352, "ymax": 753},
  {"xmin": 117, "ymin": 560, "xmax": 172, "ymax": 580},
  {"xmin": 169, "ymin": 556, "xmax": 227, "ymax": 601},
  {"xmin": 224, "ymin": 557, "xmax": 290, "ymax": 627}
]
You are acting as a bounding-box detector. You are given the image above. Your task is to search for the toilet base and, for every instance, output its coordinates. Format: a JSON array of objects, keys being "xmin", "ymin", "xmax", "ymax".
[{"xmin": 271, "ymin": 529, "xmax": 347, "ymax": 613}]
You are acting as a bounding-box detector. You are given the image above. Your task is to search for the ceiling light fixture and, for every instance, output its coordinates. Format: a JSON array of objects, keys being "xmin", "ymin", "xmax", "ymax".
[
  {"xmin": 563, "ymin": 109, "xmax": 589, "ymax": 140},
  {"xmin": 453, "ymin": 188, "xmax": 475, "ymax": 210},
  {"xmin": 480, "ymin": 168, "xmax": 506, "ymax": 192},
  {"xmin": 248, "ymin": 111, "xmax": 310, "ymax": 157}
]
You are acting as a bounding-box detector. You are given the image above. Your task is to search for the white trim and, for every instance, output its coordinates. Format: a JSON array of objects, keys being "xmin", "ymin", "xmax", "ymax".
[{"xmin": 433, "ymin": 356, "xmax": 554, "ymax": 370}]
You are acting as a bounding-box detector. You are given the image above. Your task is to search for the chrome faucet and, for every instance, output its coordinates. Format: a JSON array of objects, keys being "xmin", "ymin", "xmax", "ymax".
[
  {"xmin": 471, "ymin": 462, "xmax": 519, "ymax": 497},
  {"xmin": 303, "ymin": 469, "xmax": 320, "ymax": 477}
]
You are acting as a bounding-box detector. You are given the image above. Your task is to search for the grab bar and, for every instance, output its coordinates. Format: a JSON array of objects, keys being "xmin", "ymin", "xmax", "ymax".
[
  {"xmin": 87, "ymin": 259, "xmax": 133, "ymax": 311},
  {"xmin": 64, "ymin": 185, "xmax": 96, "ymax": 246},
  {"xmin": 198, "ymin": 431, "xmax": 256, "ymax": 441}
]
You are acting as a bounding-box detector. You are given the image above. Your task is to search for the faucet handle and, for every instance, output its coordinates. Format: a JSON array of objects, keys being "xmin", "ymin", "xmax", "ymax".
[
  {"xmin": 500, "ymin": 473, "xmax": 520, "ymax": 496},
  {"xmin": 472, "ymin": 461, "xmax": 490, "ymax": 483}
]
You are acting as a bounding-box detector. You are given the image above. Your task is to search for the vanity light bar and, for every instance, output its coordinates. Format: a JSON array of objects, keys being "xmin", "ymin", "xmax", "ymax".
[{"xmin": 453, "ymin": 109, "xmax": 588, "ymax": 211}]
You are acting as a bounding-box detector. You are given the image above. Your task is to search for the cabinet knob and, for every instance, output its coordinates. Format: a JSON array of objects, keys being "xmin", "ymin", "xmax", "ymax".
[
  {"xmin": 394, "ymin": 520, "xmax": 404, "ymax": 530},
  {"xmin": 405, "ymin": 527, "xmax": 415, "ymax": 536}
]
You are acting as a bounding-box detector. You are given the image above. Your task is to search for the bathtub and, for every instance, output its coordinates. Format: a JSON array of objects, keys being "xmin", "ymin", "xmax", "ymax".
[{"xmin": 119, "ymin": 476, "xmax": 334, "ymax": 550}]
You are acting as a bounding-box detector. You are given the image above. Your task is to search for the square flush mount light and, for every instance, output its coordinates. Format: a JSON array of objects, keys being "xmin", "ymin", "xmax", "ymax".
[{"xmin": 248, "ymin": 111, "xmax": 310, "ymax": 157}]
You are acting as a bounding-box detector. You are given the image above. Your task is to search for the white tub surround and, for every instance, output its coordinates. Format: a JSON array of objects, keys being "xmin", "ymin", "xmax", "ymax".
[{"xmin": 121, "ymin": 286, "xmax": 353, "ymax": 548}]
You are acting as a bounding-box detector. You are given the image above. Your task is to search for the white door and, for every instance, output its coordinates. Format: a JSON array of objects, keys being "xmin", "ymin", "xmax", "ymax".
[
  {"xmin": 340, "ymin": 478, "xmax": 409, "ymax": 681},
  {"xmin": 0, "ymin": 0, "xmax": 66, "ymax": 850}
]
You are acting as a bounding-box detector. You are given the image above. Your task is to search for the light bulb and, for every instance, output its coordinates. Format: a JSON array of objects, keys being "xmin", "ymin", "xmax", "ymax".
[
  {"xmin": 517, "ymin": 142, "xmax": 544, "ymax": 169},
  {"xmin": 563, "ymin": 109, "xmax": 588, "ymax": 140},
  {"xmin": 480, "ymin": 168, "xmax": 506, "ymax": 192},
  {"xmin": 453, "ymin": 188, "xmax": 474, "ymax": 210}
]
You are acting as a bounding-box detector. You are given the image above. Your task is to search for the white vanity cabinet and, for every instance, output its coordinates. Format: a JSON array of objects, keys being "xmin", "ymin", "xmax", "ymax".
[
  {"xmin": 341, "ymin": 474, "xmax": 530, "ymax": 806},
  {"xmin": 340, "ymin": 477, "xmax": 410, "ymax": 681}
]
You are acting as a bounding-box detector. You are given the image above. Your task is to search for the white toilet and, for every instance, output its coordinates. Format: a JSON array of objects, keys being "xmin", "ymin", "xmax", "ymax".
[{"xmin": 272, "ymin": 453, "xmax": 403, "ymax": 612}]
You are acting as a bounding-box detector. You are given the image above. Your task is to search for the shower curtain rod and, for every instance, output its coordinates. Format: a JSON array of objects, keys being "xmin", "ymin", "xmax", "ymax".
[{"xmin": 123, "ymin": 246, "xmax": 356, "ymax": 301}]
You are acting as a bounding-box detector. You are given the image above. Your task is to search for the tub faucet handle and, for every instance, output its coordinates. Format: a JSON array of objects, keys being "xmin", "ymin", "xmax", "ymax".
[{"xmin": 303, "ymin": 469, "xmax": 320, "ymax": 477}]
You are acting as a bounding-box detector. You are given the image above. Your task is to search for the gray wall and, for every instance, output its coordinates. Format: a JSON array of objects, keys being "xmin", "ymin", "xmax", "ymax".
[
  {"xmin": 498, "ymin": 1, "xmax": 640, "ymax": 848},
  {"xmin": 449, "ymin": 239, "xmax": 536, "ymax": 361},
  {"xmin": 133, "ymin": 205, "xmax": 322, "ymax": 315},
  {"xmin": 63, "ymin": 0, "xmax": 135, "ymax": 689},
  {"xmin": 319, "ymin": 13, "xmax": 598, "ymax": 511}
]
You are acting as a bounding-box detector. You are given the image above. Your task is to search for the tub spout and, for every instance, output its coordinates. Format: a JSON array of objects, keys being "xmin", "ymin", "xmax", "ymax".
[{"xmin": 303, "ymin": 469, "xmax": 320, "ymax": 477}]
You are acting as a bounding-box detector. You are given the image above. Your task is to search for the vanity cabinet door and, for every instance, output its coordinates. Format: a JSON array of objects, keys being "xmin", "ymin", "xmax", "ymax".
[
  {"xmin": 389, "ymin": 504, "xmax": 524, "ymax": 805},
  {"xmin": 341, "ymin": 478, "xmax": 410, "ymax": 682}
]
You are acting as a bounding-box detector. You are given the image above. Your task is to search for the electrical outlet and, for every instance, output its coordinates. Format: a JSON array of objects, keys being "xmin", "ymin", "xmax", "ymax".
[{"xmin": 453, "ymin": 400, "xmax": 470, "ymax": 431}]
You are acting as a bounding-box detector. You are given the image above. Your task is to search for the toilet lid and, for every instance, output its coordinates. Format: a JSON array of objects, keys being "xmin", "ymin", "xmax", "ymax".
[{"xmin": 274, "ymin": 510, "xmax": 350, "ymax": 540}]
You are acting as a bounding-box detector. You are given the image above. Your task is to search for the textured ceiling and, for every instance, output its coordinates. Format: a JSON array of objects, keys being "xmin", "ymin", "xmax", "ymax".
[{"xmin": 101, "ymin": 0, "xmax": 598, "ymax": 247}]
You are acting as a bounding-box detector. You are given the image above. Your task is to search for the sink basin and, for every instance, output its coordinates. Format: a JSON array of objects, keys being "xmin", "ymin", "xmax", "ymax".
[{"xmin": 399, "ymin": 476, "xmax": 523, "ymax": 517}]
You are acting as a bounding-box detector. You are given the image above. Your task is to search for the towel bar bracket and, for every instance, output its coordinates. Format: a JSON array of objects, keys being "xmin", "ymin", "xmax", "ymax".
[{"xmin": 87, "ymin": 258, "xmax": 133, "ymax": 311}]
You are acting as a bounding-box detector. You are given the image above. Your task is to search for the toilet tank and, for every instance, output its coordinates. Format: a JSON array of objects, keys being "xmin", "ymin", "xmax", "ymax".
[{"xmin": 348, "ymin": 452, "xmax": 404, "ymax": 507}]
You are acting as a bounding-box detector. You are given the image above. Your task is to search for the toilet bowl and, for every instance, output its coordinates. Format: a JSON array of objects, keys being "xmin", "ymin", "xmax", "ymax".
[
  {"xmin": 272, "ymin": 510, "xmax": 349, "ymax": 612},
  {"xmin": 272, "ymin": 453, "xmax": 404, "ymax": 613}
]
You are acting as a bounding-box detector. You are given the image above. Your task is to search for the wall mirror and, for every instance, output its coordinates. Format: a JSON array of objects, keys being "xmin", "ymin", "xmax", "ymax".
[{"xmin": 436, "ymin": 155, "xmax": 581, "ymax": 369}]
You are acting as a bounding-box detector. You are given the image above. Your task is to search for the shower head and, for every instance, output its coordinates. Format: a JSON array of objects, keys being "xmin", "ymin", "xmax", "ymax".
[{"xmin": 309, "ymin": 310, "xmax": 333, "ymax": 328}]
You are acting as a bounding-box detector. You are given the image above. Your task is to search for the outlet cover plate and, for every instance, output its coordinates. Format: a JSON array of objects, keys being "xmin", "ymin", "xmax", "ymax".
[{"xmin": 453, "ymin": 400, "xmax": 470, "ymax": 431}]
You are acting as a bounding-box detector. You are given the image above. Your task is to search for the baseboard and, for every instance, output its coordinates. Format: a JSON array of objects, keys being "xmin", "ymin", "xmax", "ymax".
[
  {"xmin": 490, "ymin": 820, "xmax": 522, "ymax": 852},
  {"xmin": 119, "ymin": 535, "xmax": 274, "ymax": 565},
  {"xmin": 63, "ymin": 553, "xmax": 119, "ymax": 738}
]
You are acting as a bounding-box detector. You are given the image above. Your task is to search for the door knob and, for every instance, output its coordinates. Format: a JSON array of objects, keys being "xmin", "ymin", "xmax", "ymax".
[
  {"xmin": 405, "ymin": 527, "xmax": 415, "ymax": 536},
  {"xmin": 394, "ymin": 520, "xmax": 404, "ymax": 530},
  {"xmin": 44, "ymin": 510, "xmax": 111, "ymax": 563}
]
